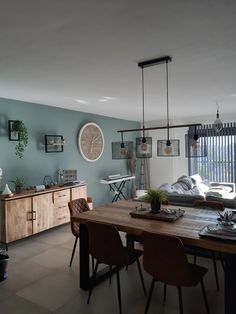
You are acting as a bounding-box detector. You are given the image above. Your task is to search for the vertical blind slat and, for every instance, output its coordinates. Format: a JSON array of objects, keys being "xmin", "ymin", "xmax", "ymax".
[{"xmin": 188, "ymin": 123, "xmax": 236, "ymax": 184}]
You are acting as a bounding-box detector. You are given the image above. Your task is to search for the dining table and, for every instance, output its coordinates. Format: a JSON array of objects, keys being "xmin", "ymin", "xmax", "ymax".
[{"xmin": 72, "ymin": 199, "xmax": 236, "ymax": 314}]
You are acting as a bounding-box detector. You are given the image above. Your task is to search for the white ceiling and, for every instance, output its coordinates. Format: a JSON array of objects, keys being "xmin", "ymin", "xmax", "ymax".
[{"xmin": 0, "ymin": 0, "xmax": 236, "ymax": 122}]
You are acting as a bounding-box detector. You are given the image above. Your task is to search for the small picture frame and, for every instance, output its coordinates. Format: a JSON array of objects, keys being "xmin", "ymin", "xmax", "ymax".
[
  {"xmin": 8, "ymin": 120, "xmax": 20, "ymax": 141},
  {"xmin": 45, "ymin": 135, "xmax": 64, "ymax": 153},
  {"xmin": 112, "ymin": 141, "xmax": 133, "ymax": 159},
  {"xmin": 157, "ymin": 139, "xmax": 180, "ymax": 157}
]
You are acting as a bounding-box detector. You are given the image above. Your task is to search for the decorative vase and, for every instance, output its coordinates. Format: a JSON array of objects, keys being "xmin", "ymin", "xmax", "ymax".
[
  {"xmin": 2, "ymin": 184, "xmax": 12, "ymax": 195},
  {"xmin": 151, "ymin": 200, "xmax": 161, "ymax": 212}
]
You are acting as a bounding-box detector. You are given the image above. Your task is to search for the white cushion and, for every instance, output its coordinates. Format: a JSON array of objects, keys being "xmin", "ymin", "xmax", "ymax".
[
  {"xmin": 190, "ymin": 174, "xmax": 203, "ymax": 185},
  {"xmin": 136, "ymin": 190, "xmax": 147, "ymax": 198}
]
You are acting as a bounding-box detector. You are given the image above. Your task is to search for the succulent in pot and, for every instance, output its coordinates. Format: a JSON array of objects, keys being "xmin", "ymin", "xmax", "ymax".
[
  {"xmin": 11, "ymin": 176, "xmax": 25, "ymax": 194},
  {"xmin": 144, "ymin": 188, "xmax": 167, "ymax": 212},
  {"xmin": 218, "ymin": 211, "xmax": 234, "ymax": 226}
]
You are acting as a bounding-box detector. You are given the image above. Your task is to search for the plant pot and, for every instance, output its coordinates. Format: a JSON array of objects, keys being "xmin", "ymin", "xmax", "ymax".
[
  {"xmin": 150, "ymin": 200, "xmax": 161, "ymax": 212},
  {"xmin": 0, "ymin": 253, "xmax": 9, "ymax": 282},
  {"xmin": 15, "ymin": 187, "xmax": 22, "ymax": 194}
]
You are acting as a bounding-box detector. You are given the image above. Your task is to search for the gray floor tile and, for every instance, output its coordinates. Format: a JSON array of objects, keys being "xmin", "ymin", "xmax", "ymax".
[
  {"xmin": 16, "ymin": 272, "xmax": 79, "ymax": 311},
  {"xmin": 29, "ymin": 247, "xmax": 71, "ymax": 269},
  {"xmin": 0, "ymin": 295, "xmax": 51, "ymax": 314},
  {"xmin": 8, "ymin": 239, "xmax": 52, "ymax": 260},
  {"xmin": 35, "ymin": 230, "xmax": 74, "ymax": 246}
]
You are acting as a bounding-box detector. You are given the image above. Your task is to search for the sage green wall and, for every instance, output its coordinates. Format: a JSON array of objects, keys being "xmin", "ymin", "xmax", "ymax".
[{"xmin": 0, "ymin": 98, "xmax": 139, "ymax": 206}]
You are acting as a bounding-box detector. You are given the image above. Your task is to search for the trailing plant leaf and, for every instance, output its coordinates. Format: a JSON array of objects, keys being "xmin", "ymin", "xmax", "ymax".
[{"xmin": 13, "ymin": 120, "xmax": 28, "ymax": 159}]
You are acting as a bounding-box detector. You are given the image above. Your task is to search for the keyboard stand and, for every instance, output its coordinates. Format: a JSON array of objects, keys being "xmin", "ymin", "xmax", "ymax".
[{"xmin": 100, "ymin": 176, "xmax": 136, "ymax": 202}]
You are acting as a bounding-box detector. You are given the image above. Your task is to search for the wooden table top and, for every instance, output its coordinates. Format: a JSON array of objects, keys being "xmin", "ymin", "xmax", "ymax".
[{"xmin": 72, "ymin": 199, "xmax": 236, "ymax": 254}]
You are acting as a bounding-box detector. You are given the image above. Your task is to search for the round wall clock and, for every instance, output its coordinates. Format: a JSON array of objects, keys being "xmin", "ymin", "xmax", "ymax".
[{"xmin": 78, "ymin": 122, "xmax": 105, "ymax": 162}]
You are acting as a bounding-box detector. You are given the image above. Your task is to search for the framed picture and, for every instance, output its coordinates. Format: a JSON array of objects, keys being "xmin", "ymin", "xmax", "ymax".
[
  {"xmin": 136, "ymin": 137, "xmax": 152, "ymax": 158},
  {"xmin": 157, "ymin": 139, "xmax": 180, "ymax": 157},
  {"xmin": 45, "ymin": 135, "xmax": 64, "ymax": 153},
  {"xmin": 112, "ymin": 141, "xmax": 133, "ymax": 159},
  {"xmin": 8, "ymin": 120, "xmax": 20, "ymax": 141}
]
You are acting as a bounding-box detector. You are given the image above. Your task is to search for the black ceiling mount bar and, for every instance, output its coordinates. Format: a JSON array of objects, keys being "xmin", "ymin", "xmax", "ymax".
[
  {"xmin": 138, "ymin": 56, "xmax": 172, "ymax": 68},
  {"xmin": 117, "ymin": 123, "xmax": 202, "ymax": 133}
]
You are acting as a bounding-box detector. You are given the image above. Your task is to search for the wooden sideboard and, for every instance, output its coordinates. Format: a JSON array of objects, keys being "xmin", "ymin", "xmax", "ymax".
[{"xmin": 0, "ymin": 184, "xmax": 90, "ymax": 244}]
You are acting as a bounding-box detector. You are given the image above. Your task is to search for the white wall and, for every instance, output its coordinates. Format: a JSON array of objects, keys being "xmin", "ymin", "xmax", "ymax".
[{"xmin": 149, "ymin": 127, "xmax": 188, "ymax": 188}]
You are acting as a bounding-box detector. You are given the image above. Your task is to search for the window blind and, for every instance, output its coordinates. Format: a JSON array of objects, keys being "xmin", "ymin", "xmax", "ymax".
[{"xmin": 187, "ymin": 123, "xmax": 236, "ymax": 183}]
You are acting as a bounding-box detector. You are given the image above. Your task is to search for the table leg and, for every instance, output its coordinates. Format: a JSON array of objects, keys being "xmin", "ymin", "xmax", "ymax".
[
  {"xmin": 224, "ymin": 253, "xmax": 236, "ymax": 314},
  {"xmin": 79, "ymin": 224, "xmax": 90, "ymax": 290}
]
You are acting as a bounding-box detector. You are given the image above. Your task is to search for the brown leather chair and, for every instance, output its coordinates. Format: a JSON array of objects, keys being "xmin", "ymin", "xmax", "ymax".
[
  {"xmin": 68, "ymin": 198, "xmax": 90, "ymax": 267},
  {"xmin": 192, "ymin": 199, "xmax": 225, "ymax": 290},
  {"xmin": 86, "ymin": 221, "xmax": 146, "ymax": 314},
  {"xmin": 142, "ymin": 231, "xmax": 210, "ymax": 314}
]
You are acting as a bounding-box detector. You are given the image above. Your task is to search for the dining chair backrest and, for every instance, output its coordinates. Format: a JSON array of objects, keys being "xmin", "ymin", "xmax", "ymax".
[
  {"xmin": 142, "ymin": 231, "xmax": 193, "ymax": 286},
  {"xmin": 68, "ymin": 198, "xmax": 90, "ymax": 237},
  {"xmin": 86, "ymin": 221, "xmax": 128, "ymax": 266},
  {"xmin": 193, "ymin": 200, "xmax": 224, "ymax": 211}
]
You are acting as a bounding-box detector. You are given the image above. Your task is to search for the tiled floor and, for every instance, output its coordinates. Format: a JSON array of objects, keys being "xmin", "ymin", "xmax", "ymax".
[{"xmin": 0, "ymin": 224, "xmax": 224, "ymax": 313}]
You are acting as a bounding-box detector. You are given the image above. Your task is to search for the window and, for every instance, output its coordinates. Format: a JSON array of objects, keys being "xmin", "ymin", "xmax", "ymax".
[{"xmin": 187, "ymin": 123, "xmax": 236, "ymax": 183}]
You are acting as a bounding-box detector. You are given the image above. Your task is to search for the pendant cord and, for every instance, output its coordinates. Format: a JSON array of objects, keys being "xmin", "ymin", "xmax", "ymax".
[
  {"xmin": 166, "ymin": 60, "xmax": 170, "ymax": 141},
  {"xmin": 141, "ymin": 66, "xmax": 145, "ymax": 138}
]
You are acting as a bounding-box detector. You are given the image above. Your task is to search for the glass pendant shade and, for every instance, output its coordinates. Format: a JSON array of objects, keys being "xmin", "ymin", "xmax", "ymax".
[
  {"xmin": 164, "ymin": 145, "xmax": 172, "ymax": 155},
  {"xmin": 164, "ymin": 139, "xmax": 172, "ymax": 154},
  {"xmin": 136, "ymin": 137, "xmax": 152, "ymax": 158},
  {"xmin": 112, "ymin": 141, "xmax": 133, "ymax": 159},
  {"xmin": 157, "ymin": 139, "xmax": 180, "ymax": 156},
  {"xmin": 213, "ymin": 106, "xmax": 223, "ymax": 133}
]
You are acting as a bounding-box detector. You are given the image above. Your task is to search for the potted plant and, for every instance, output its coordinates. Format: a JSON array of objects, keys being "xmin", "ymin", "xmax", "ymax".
[
  {"xmin": 11, "ymin": 176, "xmax": 25, "ymax": 194},
  {"xmin": 11, "ymin": 120, "xmax": 28, "ymax": 159},
  {"xmin": 144, "ymin": 188, "xmax": 167, "ymax": 212}
]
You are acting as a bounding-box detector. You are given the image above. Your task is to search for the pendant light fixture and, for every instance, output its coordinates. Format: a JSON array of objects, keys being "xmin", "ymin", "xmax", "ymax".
[
  {"xmin": 191, "ymin": 125, "xmax": 199, "ymax": 149},
  {"xmin": 164, "ymin": 58, "xmax": 173, "ymax": 155},
  {"xmin": 117, "ymin": 56, "xmax": 202, "ymax": 158},
  {"xmin": 112, "ymin": 131, "xmax": 133, "ymax": 159},
  {"xmin": 213, "ymin": 102, "xmax": 223, "ymax": 133},
  {"xmin": 136, "ymin": 64, "xmax": 152, "ymax": 158}
]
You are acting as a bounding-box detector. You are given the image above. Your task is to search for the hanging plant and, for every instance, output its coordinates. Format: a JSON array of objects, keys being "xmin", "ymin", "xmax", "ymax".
[{"xmin": 12, "ymin": 120, "xmax": 28, "ymax": 159}]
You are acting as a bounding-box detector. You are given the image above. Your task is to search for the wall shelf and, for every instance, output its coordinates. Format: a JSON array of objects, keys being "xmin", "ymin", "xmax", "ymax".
[{"xmin": 44, "ymin": 135, "xmax": 64, "ymax": 153}]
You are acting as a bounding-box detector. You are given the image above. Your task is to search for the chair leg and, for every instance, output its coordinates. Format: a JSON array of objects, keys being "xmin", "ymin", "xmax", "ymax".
[
  {"xmin": 163, "ymin": 283, "xmax": 167, "ymax": 302},
  {"xmin": 200, "ymin": 279, "xmax": 210, "ymax": 314},
  {"xmin": 144, "ymin": 278, "xmax": 155, "ymax": 314},
  {"xmin": 87, "ymin": 261, "xmax": 99, "ymax": 304},
  {"xmin": 91, "ymin": 256, "xmax": 95, "ymax": 273},
  {"xmin": 69, "ymin": 237, "xmax": 78, "ymax": 267},
  {"xmin": 220, "ymin": 252, "xmax": 225, "ymax": 272},
  {"xmin": 136, "ymin": 259, "xmax": 146, "ymax": 296},
  {"xmin": 177, "ymin": 286, "xmax": 184, "ymax": 314},
  {"xmin": 116, "ymin": 268, "xmax": 122, "ymax": 314},
  {"xmin": 212, "ymin": 252, "xmax": 219, "ymax": 291},
  {"xmin": 109, "ymin": 265, "xmax": 112, "ymax": 284}
]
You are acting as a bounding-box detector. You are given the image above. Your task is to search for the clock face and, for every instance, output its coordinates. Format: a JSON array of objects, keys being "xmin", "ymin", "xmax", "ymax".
[{"xmin": 78, "ymin": 122, "xmax": 105, "ymax": 162}]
